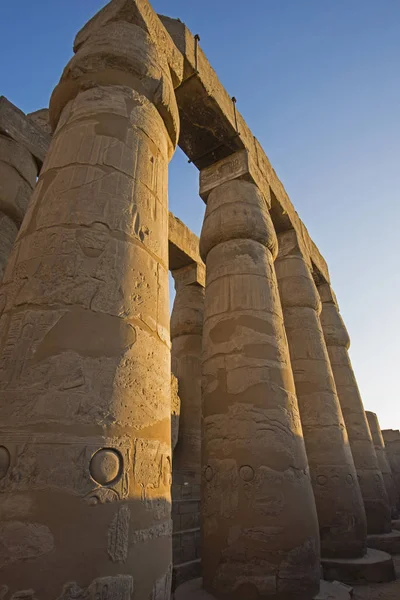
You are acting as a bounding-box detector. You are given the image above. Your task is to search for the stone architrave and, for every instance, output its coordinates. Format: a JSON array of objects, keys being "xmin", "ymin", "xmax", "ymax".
[
  {"xmin": 319, "ymin": 284, "xmax": 391, "ymax": 535},
  {"xmin": 382, "ymin": 430, "xmax": 400, "ymax": 514},
  {"xmin": 0, "ymin": 133, "xmax": 38, "ymax": 279},
  {"xmin": 0, "ymin": 6, "xmax": 180, "ymax": 599},
  {"xmin": 367, "ymin": 412, "xmax": 399, "ymax": 519},
  {"xmin": 275, "ymin": 230, "xmax": 367, "ymax": 559},
  {"xmin": 198, "ymin": 151, "xmax": 320, "ymax": 599},
  {"xmin": 170, "ymin": 262, "xmax": 205, "ymax": 588}
]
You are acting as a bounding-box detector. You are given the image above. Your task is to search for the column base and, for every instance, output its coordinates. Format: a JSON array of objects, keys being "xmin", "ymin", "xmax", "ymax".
[
  {"xmin": 174, "ymin": 578, "xmax": 353, "ymax": 600},
  {"xmin": 321, "ymin": 548, "xmax": 395, "ymax": 585},
  {"xmin": 392, "ymin": 519, "xmax": 400, "ymax": 531},
  {"xmin": 367, "ymin": 530, "xmax": 400, "ymax": 554}
]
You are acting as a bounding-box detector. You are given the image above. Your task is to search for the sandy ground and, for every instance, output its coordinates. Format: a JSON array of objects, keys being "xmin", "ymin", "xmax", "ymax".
[{"xmin": 353, "ymin": 555, "xmax": 400, "ymax": 600}]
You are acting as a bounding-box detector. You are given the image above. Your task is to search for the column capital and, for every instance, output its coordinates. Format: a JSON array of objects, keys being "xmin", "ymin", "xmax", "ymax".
[
  {"xmin": 171, "ymin": 262, "xmax": 205, "ymax": 290},
  {"xmin": 199, "ymin": 149, "xmax": 269, "ymax": 204}
]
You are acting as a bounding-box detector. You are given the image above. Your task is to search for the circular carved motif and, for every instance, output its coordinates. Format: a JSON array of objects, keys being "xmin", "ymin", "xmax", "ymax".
[
  {"xmin": 0, "ymin": 446, "xmax": 10, "ymax": 479},
  {"xmin": 90, "ymin": 448, "xmax": 122, "ymax": 486},
  {"xmin": 317, "ymin": 475, "xmax": 327, "ymax": 486},
  {"xmin": 239, "ymin": 465, "xmax": 255, "ymax": 482},
  {"xmin": 204, "ymin": 466, "xmax": 214, "ymax": 482}
]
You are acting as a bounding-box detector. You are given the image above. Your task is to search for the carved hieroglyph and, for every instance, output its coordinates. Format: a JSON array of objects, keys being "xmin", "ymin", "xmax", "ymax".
[
  {"xmin": 0, "ymin": 134, "xmax": 38, "ymax": 279},
  {"xmin": 199, "ymin": 153, "xmax": 320, "ymax": 599},
  {"xmin": 275, "ymin": 230, "xmax": 367, "ymax": 559},
  {"xmin": 0, "ymin": 8, "xmax": 179, "ymax": 599},
  {"xmin": 367, "ymin": 412, "xmax": 399, "ymax": 519},
  {"xmin": 319, "ymin": 284, "xmax": 392, "ymax": 535}
]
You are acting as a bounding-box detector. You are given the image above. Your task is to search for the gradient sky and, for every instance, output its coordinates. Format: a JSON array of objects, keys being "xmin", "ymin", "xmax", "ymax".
[{"xmin": 1, "ymin": 1, "xmax": 399, "ymax": 429}]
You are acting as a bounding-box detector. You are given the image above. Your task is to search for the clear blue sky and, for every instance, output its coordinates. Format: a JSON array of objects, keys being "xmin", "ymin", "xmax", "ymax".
[{"xmin": 1, "ymin": 1, "xmax": 399, "ymax": 429}]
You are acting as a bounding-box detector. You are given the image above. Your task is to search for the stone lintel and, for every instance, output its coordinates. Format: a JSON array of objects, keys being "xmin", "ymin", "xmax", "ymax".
[
  {"xmin": 199, "ymin": 150, "xmax": 269, "ymax": 206},
  {"xmin": 171, "ymin": 263, "xmax": 205, "ymax": 289},
  {"xmin": 168, "ymin": 212, "xmax": 203, "ymax": 272},
  {"xmin": 73, "ymin": 0, "xmax": 184, "ymax": 87},
  {"xmin": 0, "ymin": 96, "xmax": 51, "ymax": 167},
  {"xmin": 160, "ymin": 15, "xmax": 330, "ymax": 284}
]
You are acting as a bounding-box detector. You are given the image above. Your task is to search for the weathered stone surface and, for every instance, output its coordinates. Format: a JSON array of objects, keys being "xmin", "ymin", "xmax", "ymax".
[
  {"xmin": 199, "ymin": 162, "xmax": 320, "ymax": 599},
  {"xmin": 27, "ymin": 109, "xmax": 52, "ymax": 135},
  {"xmin": 171, "ymin": 373, "xmax": 181, "ymax": 452},
  {"xmin": 382, "ymin": 429, "xmax": 400, "ymax": 513},
  {"xmin": 170, "ymin": 264, "xmax": 204, "ymax": 589},
  {"xmin": 275, "ymin": 230, "xmax": 367, "ymax": 559},
  {"xmin": 367, "ymin": 412, "xmax": 398, "ymax": 519},
  {"xmin": 321, "ymin": 548, "xmax": 395, "ymax": 585},
  {"xmin": 366, "ymin": 530, "xmax": 400, "ymax": 554},
  {"xmin": 159, "ymin": 15, "xmax": 330, "ymax": 284},
  {"xmin": 0, "ymin": 213, "xmax": 19, "ymax": 281},
  {"xmin": 168, "ymin": 213, "xmax": 204, "ymax": 273},
  {"xmin": 319, "ymin": 283, "xmax": 392, "ymax": 536},
  {"xmin": 73, "ymin": 0, "xmax": 184, "ymax": 87},
  {"xmin": 0, "ymin": 11, "xmax": 178, "ymax": 599},
  {"xmin": 0, "ymin": 97, "xmax": 51, "ymax": 167}
]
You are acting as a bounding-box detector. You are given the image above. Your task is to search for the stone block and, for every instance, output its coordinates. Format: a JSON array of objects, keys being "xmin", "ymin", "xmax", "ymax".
[
  {"xmin": 0, "ymin": 96, "xmax": 51, "ymax": 166},
  {"xmin": 199, "ymin": 149, "xmax": 268, "ymax": 204}
]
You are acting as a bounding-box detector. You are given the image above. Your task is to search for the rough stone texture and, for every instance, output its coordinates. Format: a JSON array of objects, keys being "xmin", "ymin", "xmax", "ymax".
[
  {"xmin": 366, "ymin": 530, "xmax": 400, "ymax": 554},
  {"xmin": 159, "ymin": 15, "xmax": 330, "ymax": 284},
  {"xmin": 319, "ymin": 283, "xmax": 392, "ymax": 535},
  {"xmin": 27, "ymin": 109, "xmax": 52, "ymax": 136},
  {"xmin": 321, "ymin": 548, "xmax": 395, "ymax": 586},
  {"xmin": 170, "ymin": 263, "xmax": 204, "ymax": 590},
  {"xmin": 366, "ymin": 412, "xmax": 398, "ymax": 519},
  {"xmin": 275, "ymin": 230, "xmax": 367, "ymax": 559},
  {"xmin": 382, "ymin": 429, "xmax": 400, "ymax": 514},
  {"xmin": 175, "ymin": 578, "xmax": 354, "ymax": 600},
  {"xmin": 171, "ymin": 373, "xmax": 181, "ymax": 452},
  {"xmin": 0, "ymin": 96, "xmax": 51, "ymax": 167},
  {"xmin": 199, "ymin": 156, "xmax": 320, "ymax": 599},
  {"xmin": 0, "ymin": 10, "xmax": 178, "ymax": 599},
  {"xmin": 353, "ymin": 554, "xmax": 400, "ymax": 600},
  {"xmin": 0, "ymin": 133, "xmax": 38, "ymax": 279}
]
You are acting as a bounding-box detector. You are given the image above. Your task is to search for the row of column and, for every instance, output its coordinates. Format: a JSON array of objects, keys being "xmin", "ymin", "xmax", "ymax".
[{"xmin": 0, "ymin": 17, "xmax": 398, "ymax": 600}]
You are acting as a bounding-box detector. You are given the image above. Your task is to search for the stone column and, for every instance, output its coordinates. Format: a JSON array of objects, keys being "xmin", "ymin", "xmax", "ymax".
[
  {"xmin": 319, "ymin": 284, "xmax": 392, "ymax": 536},
  {"xmin": 382, "ymin": 430, "xmax": 400, "ymax": 516},
  {"xmin": 366, "ymin": 412, "xmax": 398, "ymax": 519},
  {"xmin": 0, "ymin": 134, "xmax": 38, "ymax": 278},
  {"xmin": 198, "ymin": 152, "xmax": 320, "ymax": 599},
  {"xmin": 0, "ymin": 13, "xmax": 179, "ymax": 600},
  {"xmin": 275, "ymin": 230, "xmax": 366, "ymax": 559},
  {"xmin": 170, "ymin": 263, "xmax": 204, "ymax": 587}
]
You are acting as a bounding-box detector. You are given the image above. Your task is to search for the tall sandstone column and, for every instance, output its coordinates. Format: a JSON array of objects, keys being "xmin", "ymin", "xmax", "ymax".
[
  {"xmin": 366, "ymin": 412, "xmax": 398, "ymax": 519},
  {"xmin": 170, "ymin": 263, "xmax": 204, "ymax": 586},
  {"xmin": 275, "ymin": 230, "xmax": 366, "ymax": 559},
  {"xmin": 0, "ymin": 134, "xmax": 38, "ymax": 278},
  {"xmin": 199, "ymin": 152, "xmax": 320, "ymax": 600},
  {"xmin": 0, "ymin": 10, "xmax": 179, "ymax": 600},
  {"xmin": 382, "ymin": 430, "xmax": 400, "ymax": 515},
  {"xmin": 319, "ymin": 284, "xmax": 391, "ymax": 535}
]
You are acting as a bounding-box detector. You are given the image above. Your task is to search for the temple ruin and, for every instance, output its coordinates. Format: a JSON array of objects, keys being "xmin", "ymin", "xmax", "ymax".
[{"xmin": 0, "ymin": 1, "xmax": 399, "ymax": 599}]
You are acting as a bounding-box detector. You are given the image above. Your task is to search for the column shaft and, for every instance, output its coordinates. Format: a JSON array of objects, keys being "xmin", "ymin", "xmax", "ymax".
[
  {"xmin": 275, "ymin": 231, "xmax": 366, "ymax": 558},
  {"xmin": 319, "ymin": 284, "xmax": 391, "ymax": 534},
  {"xmin": 200, "ymin": 171, "xmax": 320, "ymax": 599},
  {"xmin": 0, "ymin": 19, "xmax": 178, "ymax": 599},
  {"xmin": 170, "ymin": 264, "xmax": 204, "ymax": 585},
  {"xmin": 382, "ymin": 430, "xmax": 400, "ymax": 514},
  {"xmin": 366, "ymin": 412, "xmax": 398, "ymax": 518}
]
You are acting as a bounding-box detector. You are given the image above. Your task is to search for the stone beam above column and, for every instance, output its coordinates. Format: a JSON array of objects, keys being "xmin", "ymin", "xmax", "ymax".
[
  {"xmin": 0, "ymin": 96, "xmax": 51, "ymax": 168},
  {"xmin": 159, "ymin": 14, "xmax": 329, "ymax": 283}
]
